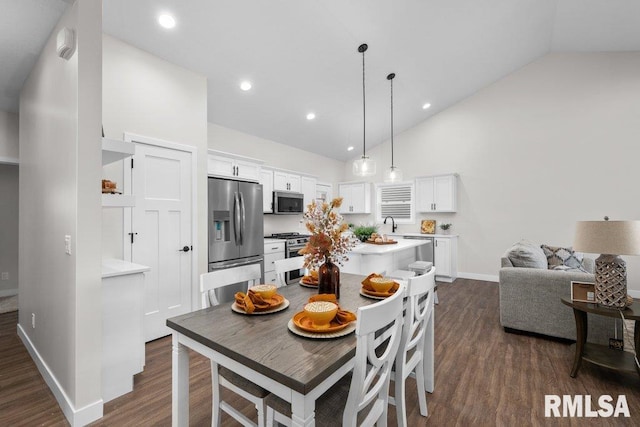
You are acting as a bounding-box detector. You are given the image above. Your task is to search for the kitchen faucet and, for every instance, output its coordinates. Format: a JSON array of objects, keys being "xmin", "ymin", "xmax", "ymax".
[{"xmin": 383, "ymin": 216, "xmax": 397, "ymax": 233}]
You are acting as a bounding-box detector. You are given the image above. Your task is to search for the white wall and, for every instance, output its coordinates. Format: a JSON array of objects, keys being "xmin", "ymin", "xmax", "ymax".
[
  {"xmin": 0, "ymin": 111, "xmax": 19, "ymax": 296},
  {"xmin": 0, "ymin": 164, "xmax": 18, "ymax": 295},
  {"xmin": 0, "ymin": 110, "xmax": 19, "ymax": 161},
  {"xmin": 101, "ymin": 34, "xmax": 208, "ymax": 277},
  {"xmin": 208, "ymin": 123, "xmax": 345, "ymax": 234},
  {"xmin": 344, "ymin": 52, "xmax": 640, "ymax": 291},
  {"xmin": 19, "ymin": 0, "xmax": 103, "ymax": 424}
]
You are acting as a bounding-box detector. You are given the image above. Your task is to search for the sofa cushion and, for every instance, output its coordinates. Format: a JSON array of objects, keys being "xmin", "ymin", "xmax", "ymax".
[
  {"xmin": 541, "ymin": 245, "xmax": 587, "ymax": 272},
  {"xmin": 506, "ymin": 240, "xmax": 547, "ymax": 269}
]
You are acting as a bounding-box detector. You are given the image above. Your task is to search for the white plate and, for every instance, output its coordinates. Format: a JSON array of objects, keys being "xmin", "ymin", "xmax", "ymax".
[
  {"xmin": 299, "ymin": 279, "xmax": 318, "ymax": 289},
  {"xmin": 231, "ymin": 298, "xmax": 290, "ymax": 315},
  {"xmin": 287, "ymin": 318, "xmax": 356, "ymax": 339},
  {"xmin": 359, "ymin": 289, "xmax": 387, "ymax": 300}
]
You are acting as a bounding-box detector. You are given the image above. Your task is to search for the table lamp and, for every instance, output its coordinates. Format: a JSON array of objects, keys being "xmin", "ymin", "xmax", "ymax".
[{"xmin": 573, "ymin": 218, "xmax": 640, "ymax": 308}]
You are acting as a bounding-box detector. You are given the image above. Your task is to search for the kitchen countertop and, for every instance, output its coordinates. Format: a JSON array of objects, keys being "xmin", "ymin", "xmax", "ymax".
[
  {"xmin": 350, "ymin": 238, "xmax": 430, "ymax": 255},
  {"xmin": 102, "ymin": 258, "xmax": 151, "ymax": 279},
  {"xmin": 389, "ymin": 232, "xmax": 459, "ymax": 238}
]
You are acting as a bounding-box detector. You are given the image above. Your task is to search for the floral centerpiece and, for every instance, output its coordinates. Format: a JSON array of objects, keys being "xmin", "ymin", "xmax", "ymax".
[{"xmin": 299, "ymin": 197, "xmax": 357, "ymax": 271}]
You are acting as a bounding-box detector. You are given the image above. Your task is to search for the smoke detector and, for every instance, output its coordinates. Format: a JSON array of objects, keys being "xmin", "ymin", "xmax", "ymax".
[{"xmin": 56, "ymin": 27, "xmax": 76, "ymax": 60}]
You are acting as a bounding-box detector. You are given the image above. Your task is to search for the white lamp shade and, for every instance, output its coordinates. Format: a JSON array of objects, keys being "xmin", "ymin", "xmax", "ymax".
[
  {"xmin": 352, "ymin": 156, "xmax": 376, "ymax": 176},
  {"xmin": 383, "ymin": 166, "xmax": 403, "ymax": 183},
  {"xmin": 574, "ymin": 220, "xmax": 640, "ymax": 256}
]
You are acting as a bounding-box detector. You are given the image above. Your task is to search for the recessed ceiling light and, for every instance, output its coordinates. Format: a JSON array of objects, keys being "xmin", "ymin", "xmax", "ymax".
[
  {"xmin": 422, "ymin": 103, "xmax": 431, "ymax": 110},
  {"xmin": 306, "ymin": 113, "xmax": 316, "ymax": 120},
  {"xmin": 347, "ymin": 146, "xmax": 354, "ymax": 151},
  {"xmin": 240, "ymin": 81, "xmax": 252, "ymax": 91},
  {"xmin": 158, "ymin": 14, "xmax": 176, "ymax": 29}
]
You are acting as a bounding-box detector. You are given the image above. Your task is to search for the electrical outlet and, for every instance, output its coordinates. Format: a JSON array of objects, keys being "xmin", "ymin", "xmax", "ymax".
[
  {"xmin": 1, "ymin": 272, "xmax": 8, "ymax": 281},
  {"xmin": 609, "ymin": 338, "xmax": 624, "ymax": 351},
  {"xmin": 31, "ymin": 313, "xmax": 36, "ymax": 329},
  {"xmin": 64, "ymin": 235, "xmax": 71, "ymax": 255}
]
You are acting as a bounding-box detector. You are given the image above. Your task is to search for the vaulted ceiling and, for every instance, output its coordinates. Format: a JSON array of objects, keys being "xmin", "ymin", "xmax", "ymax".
[{"xmin": 3, "ymin": 0, "xmax": 639, "ymax": 160}]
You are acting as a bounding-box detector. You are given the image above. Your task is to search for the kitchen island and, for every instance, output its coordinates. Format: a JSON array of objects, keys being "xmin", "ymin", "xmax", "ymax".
[{"xmin": 341, "ymin": 238, "xmax": 431, "ymax": 276}]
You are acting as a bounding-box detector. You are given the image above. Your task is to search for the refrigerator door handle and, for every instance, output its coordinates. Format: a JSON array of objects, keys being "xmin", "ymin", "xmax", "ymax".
[
  {"xmin": 209, "ymin": 256, "xmax": 264, "ymax": 270},
  {"xmin": 239, "ymin": 192, "xmax": 246, "ymax": 246},
  {"xmin": 233, "ymin": 192, "xmax": 241, "ymax": 245}
]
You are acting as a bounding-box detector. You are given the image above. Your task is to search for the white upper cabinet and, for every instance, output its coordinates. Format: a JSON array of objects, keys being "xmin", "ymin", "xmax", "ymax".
[
  {"xmin": 415, "ymin": 174, "xmax": 457, "ymax": 212},
  {"xmin": 300, "ymin": 176, "xmax": 317, "ymax": 209},
  {"xmin": 273, "ymin": 171, "xmax": 301, "ymax": 192},
  {"xmin": 207, "ymin": 150, "xmax": 262, "ymax": 182},
  {"xmin": 338, "ymin": 182, "xmax": 371, "ymax": 214},
  {"xmin": 260, "ymin": 168, "xmax": 274, "ymax": 213}
]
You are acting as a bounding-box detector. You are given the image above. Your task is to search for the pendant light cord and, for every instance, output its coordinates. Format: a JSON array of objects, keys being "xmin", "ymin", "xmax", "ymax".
[
  {"xmin": 390, "ymin": 75, "xmax": 394, "ymax": 168},
  {"xmin": 362, "ymin": 47, "xmax": 366, "ymax": 158},
  {"xmin": 387, "ymin": 73, "xmax": 396, "ymax": 169}
]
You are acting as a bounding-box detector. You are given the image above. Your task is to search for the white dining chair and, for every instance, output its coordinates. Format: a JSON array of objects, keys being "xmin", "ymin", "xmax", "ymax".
[
  {"xmin": 200, "ymin": 264, "xmax": 268, "ymax": 427},
  {"xmin": 389, "ymin": 266, "xmax": 436, "ymax": 426},
  {"xmin": 264, "ymin": 282, "xmax": 406, "ymax": 426},
  {"xmin": 273, "ymin": 257, "xmax": 305, "ymax": 288}
]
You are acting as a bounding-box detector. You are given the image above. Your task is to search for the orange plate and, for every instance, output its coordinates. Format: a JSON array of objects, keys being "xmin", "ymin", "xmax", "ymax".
[
  {"xmin": 239, "ymin": 294, "xmax": 285, "ymax": 313},
  {"xmin": 361, "ymin": 287, "xmax": 396, "ymax": 298},
  {"xmin": 292, "ymin": 311, "xmax": 351, "ymax": 333},
  {"xmin": 300, "ymin": 278, "xmax": 318, "ymax": 287}
]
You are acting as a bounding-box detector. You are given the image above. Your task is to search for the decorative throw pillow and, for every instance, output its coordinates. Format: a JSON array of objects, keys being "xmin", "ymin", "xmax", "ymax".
[
  {"xmin": 541, "ymin": 245, "xmax": 587, "ymax": 272},
  {"xmin": 506, "ymin": 240, "xmax": 548, "ymax": 269}
]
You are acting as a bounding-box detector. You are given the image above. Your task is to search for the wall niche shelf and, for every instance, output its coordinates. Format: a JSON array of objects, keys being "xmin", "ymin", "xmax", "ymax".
[
  {"xmin": 102, "ymin": 137, "xmax": 136, "ymax": 207},
  {"xmin": 102, "ymin": 194, "xmax": 135, "ymax": 208},
  {"xmin": 102, "ymin": 137, "xmax": 135, "ymax": 166}
]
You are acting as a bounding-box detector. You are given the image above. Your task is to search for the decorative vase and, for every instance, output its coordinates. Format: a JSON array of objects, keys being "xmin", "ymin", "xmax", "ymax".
[{"xmin": 318, "ymin": 258, "xmax": 340, "ymax": 298}]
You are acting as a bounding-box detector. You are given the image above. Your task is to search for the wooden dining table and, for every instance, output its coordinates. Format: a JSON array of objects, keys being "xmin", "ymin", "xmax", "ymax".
[{"xmin": 167, "ymin": 272, "xmax": 435, "ymax": 426}]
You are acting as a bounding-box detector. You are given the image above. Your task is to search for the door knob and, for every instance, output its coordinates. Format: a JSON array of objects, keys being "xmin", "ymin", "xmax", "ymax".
[{"xmin": 179, "ymin": 246, "xmax": 191, "ymax": 252}]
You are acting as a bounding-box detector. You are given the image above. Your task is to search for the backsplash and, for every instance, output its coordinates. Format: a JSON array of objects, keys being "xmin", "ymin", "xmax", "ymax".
[{"xmin": 263, "ymin": 214, "xmax": 307, "ymax": 235}]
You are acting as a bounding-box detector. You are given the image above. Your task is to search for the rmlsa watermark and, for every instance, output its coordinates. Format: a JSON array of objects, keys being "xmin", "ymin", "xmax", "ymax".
[{"xmin": 545, "ymin": 395, "xmax": 630, "ymax": 418}]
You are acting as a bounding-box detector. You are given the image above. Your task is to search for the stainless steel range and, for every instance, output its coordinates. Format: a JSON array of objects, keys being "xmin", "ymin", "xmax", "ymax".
[{"xmin": 267, "ymin": 232, "xmax": 309, "ymax": 285}]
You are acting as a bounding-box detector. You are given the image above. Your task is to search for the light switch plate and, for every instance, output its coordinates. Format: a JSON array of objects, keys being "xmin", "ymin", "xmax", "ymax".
[
  {"xmin": 1, "ymin": 272, "xmax": 8, "ymax": 280},
  {"xmin": 64, "ymin": 235, "xmax": 71, "ymax": 255}
]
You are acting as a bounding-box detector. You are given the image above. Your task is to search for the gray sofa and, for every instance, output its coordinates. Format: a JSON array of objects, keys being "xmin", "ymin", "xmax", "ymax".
[{"xmin": 499, "ymin": 252, "xmax": 617, "ymax": 345}]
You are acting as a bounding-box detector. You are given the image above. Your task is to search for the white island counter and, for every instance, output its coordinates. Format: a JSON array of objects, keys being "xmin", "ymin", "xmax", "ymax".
[{"xmin": 342, "ymin": 238, "xmax": 431, "ymax": 276}]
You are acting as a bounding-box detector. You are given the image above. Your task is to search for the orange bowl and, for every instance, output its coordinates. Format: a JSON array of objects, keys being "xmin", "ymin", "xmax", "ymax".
[
  {"xmin": 369, "ymin": 277, "xmax": 395, "ymax": 293},
  {"xmin": 303, "ymin": 301, "xmax": 338, "ymax": 330},
  {"xmin": 250, "ymin": 284, "xmax": 277, "ymax": 300}
]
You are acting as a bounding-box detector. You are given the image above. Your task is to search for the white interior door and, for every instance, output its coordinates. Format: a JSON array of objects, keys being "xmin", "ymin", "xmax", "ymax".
[{"xmin": 132, "ymin": 143, "xmax": 193, "ymax": 341}]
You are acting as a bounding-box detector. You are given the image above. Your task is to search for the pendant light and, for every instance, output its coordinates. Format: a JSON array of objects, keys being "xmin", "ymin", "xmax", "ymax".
[
  {"xmin": 352, "ymin": 43, "xmax": 376, "ymax": 177},
  {"xmin": 384, "ymin": 73, "xmax": 403, "ymax": 182}
]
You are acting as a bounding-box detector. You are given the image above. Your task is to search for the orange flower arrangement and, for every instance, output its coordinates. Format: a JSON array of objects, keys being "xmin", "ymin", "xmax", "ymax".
[{"xmin": 298, "ymin": 197, "xmax": 357, "ymax": 270}]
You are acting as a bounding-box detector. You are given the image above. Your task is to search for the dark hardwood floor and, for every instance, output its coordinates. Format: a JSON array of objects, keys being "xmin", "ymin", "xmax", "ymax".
[{"xmin": 1, "ymin": 279, "xmax": 639, "ymax": 426}]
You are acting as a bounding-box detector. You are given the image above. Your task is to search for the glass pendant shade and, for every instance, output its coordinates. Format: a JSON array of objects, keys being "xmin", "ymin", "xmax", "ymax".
[
  {"xmin": 384, "ymin": 166, "xmax": 403, "ymax": 183},
  {"xmin": 353, "ymin": 156, "xmax": 376, "ymax": 176}
]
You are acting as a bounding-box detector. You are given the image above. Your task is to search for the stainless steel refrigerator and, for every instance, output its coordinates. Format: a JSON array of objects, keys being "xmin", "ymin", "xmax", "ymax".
[{"xmin": 208, "ymin": 177, "xmax": 264, "ymax": 301}]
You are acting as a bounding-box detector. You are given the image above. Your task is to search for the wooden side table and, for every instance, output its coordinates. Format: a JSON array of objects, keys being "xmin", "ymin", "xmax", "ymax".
[{"xmin": 561, "ymin": 298, "xmax": 640, "ymax": 378}]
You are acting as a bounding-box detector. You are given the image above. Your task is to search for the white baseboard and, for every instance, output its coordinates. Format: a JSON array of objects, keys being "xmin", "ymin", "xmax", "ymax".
[
  {"xmin": 628, "ymin": 289, "xmax": 640, "ymax": 299},
  {"xmin": 457, "ymin": 272, "xmax": 499, "ymax": 283},
  {"xmin": 17, "ymin": 324, "xmax": 103, "ymax": 426},
  {"xmin": 0, "ymin": 156, "xmax": 19, "ymax": 165},
  {"xmin": 0, "ymin": 289, "xmax": 18, "ymax": 297}
]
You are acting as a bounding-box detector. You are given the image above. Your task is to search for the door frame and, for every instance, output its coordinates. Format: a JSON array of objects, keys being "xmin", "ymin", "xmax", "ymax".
[{"xmin": 122, "ymin": 132, "xmax": 199, "ymax": 310}]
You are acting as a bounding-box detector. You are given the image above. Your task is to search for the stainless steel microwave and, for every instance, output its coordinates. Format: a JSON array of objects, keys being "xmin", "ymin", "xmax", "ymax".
[{"xmin": 272, "ymin": 191, "xmax": 304, "ymax": 214}]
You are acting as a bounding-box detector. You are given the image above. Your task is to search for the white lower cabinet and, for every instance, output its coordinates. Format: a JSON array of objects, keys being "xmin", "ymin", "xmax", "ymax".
[
  {"xmin": 102, "ymin": 259, "xmax": 150, "ymax": 403},
  {"xmin": 264, "ymin": 240, "xmax": 285, "ymax": 286},
  {"xmin": 434, "ymin": 236, "xmax": 458, "ymax": 282}
]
